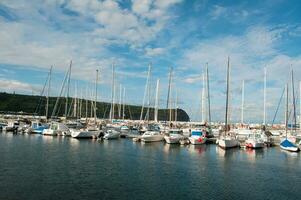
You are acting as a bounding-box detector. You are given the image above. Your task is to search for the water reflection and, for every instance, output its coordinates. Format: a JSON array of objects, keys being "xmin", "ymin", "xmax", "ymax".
[
  {"xmin": 244, "ymin": 148, "xmax": 264, "ymax": 163},
  {"xmin": 162, "ymin": 143, "xmax": 181, "ymax": 154},
  {"xmin": 215, "ymin": 146, "xmax": 238, "ymax": 159},
  {"xmin": 187, "ymin": 144, "xmax": 207, "ymax": 155},
  {"xmin": 68, "ymin": 137, "xmax": 80, "ymax": 150}
]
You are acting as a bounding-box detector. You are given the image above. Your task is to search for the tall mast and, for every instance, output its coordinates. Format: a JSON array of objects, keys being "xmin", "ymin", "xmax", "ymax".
[
  {"xmin": 122, "ymin": 87, "xmax": 125, "ymax": 120},
  {"xmin": 118, "ymin": 84, "xmax": 122, "ymax": 119},
  {"xmin": 169, "ymin": 72, "xmax": 173, "ymax": 124},
  {"xmin": 201, "ymin": 72, "xmax": 206, "ymax": 123},
  {"xmin": 85, "ymin": 84, "xmax": 88, "ymax": 119},
  {"xmin": 175, "ymin": 89, "xmax": 178, "ymax": 123},
  {"xmin": 285, "ymin": 83, "xmax": 288, "ymax": 139},
  {"xmin": 65, "ymin": 60, "xmax": 72, "ymax": 119},
  {"xmin": 206, "ymin": 63, "xmax": 211, "ymax": 124},
  {"xmin": 241, "ymin": 80, "xmax": 245, "ymax": 124},
  {"xmin": 45, "ymin": 65, "xmax": 52, "ymax": 122},
  {"xmin": 110, "ymin": 63, "xmax": 115, "ymax": 121},
  {"xmin": 291, "ymin": 68, "xmax": 296, "ymax": 133},
  {"xmin": 225, "ymin": 57, "xmax": 230, "ymax": 135},
  {"xmin": 74, "ymin": 82, "xmax": 77, "ymax": 118},
  {"xmin": 140, "ymin": 63, "xmax": 151, "ymax": 121},
  {"xmin": 154, "ymin": 79, "xmax": 160, "ymax": 122},
  {"xmin": 165, "ymin": 67, "xmax": 173, "ymax": 128},
  {"xmin": 299, "ymin": 81, "xmax": 301, "ymax": 131},
  {"xmin": 263, "ymin": 67, "xmax": 267, "ymax": 125},
  {"xmin": 94, "ymin": 69, "xmax": 99, "ymax": 123}
]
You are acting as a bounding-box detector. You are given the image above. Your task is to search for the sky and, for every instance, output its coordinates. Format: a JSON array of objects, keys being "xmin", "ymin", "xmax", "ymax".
[{"xmin": 1, "ymin": 0, "xmax": 301, "ymax": 123}]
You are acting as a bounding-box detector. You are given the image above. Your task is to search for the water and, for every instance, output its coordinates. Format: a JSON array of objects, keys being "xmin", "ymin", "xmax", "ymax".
[{"xmin": 1, "ymin": 132, "xmax": 300, "ymax": 200}]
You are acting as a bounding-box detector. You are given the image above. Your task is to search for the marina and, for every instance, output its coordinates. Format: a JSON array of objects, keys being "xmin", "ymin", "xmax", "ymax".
[
  {"xmin": 1, "ymin": 0, "xmax": 301, "ymax": 199},
  {"xmin": 1, "ymin": 131, "xmax": 301, "ymax": 200}
]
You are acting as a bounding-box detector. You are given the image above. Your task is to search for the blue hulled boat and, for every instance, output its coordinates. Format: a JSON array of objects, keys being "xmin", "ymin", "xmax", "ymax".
[{"xmin": 280, "ymin": 139, "xmax": 299, "ymax": 152}]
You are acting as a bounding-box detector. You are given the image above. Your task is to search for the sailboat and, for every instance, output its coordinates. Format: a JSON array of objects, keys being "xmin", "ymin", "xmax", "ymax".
[
  {"xmin": 71, "ymin": 69, "xmax": 101, "ymax": 138},
  {"xmin": 104, "ymin": 64, "xmax": 121, "ymax": 140},
  {"xmin": 280, "ymin": 71, "xmax": 299, "ymax": 152},
  {"xmin": 218, "ymin": 57, "xmax": 239, "ymax": 149},
  {"xmin": 245, "ymin": 68, "xmax": 268, "ymax": 149}
]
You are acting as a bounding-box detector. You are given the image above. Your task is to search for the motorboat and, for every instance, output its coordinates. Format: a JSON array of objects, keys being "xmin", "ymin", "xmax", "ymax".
[
  {"xmin": 71, "ymin": 127, "xmax": 100, "ymax": 138},
  {"xmin": 43, "ymin": 122, "xmax": 70, "ymax": 136},
  {"xmin": 3, "ymin": 121, "xmax": 20, "ymax": 132},
  {"xmin": 245, "ymin": 131, "xmax": 265, "ymax": 149},
  {"xmin": 164, "ymin": 129, "xmax": 184, "ymax": 144},
  {"xmin": 188, "ymin": 129, "xmax": 206, "ymax": 145},
  {"xmin": 26, "ymin": 121, "xmax": 49, "ymax": 134},
  {"xmin": 141, "ymin": 131, "xmax": 164, "ymax": 142},
  {"xmin": 103, "ymin": 129, "xmax": 120, "ymax": 140}
]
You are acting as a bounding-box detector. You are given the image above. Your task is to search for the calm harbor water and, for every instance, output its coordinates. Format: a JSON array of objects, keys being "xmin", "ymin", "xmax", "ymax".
[{"xmin": 1, "ymin": 132, "xmax": 300, "ymax": 200}]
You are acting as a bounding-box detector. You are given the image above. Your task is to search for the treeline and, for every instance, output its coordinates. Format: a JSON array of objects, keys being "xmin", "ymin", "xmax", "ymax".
[{"xmin": 0, "ymin": 92, "xmax": 190, "ymax": 121}]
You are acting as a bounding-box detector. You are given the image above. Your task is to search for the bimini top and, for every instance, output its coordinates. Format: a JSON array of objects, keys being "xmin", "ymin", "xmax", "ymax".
[{"xmin": 280, "ymin": 139, "xmax": 297, "ymax": 148}]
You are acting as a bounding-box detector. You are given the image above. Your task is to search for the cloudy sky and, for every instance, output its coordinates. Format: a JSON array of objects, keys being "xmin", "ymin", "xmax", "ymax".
[{"xmin": 1, "ymin": 0, "xmax": 301, "ymax": 123}]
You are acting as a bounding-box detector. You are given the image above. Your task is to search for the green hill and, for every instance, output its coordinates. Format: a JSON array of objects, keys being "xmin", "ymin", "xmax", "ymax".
[{"xmin": 0, "ymin": 92, "xmax": 190, "ymax": 121}]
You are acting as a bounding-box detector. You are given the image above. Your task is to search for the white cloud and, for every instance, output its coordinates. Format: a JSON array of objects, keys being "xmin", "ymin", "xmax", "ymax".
[
  {"xmin": 0, "ymin": 78, "xmax": 40, "ymax": 94},
  {"xmin": 183, "ymin": 75, "xmax": 202, "ymax": 84},
  {"xmin": 145, "ymin": 47, "xmax": 166, "ymax": 56},
  {"xmin": 177, "ymin": 25, "xmax": 301, "ymax": 122},
  {"xmin": 209, "ymin": 5, "xmax": 227, "ymax": 20},
  {"xmin": 209, "ymin": 4, "xmax": 258, "ymax": 22}
]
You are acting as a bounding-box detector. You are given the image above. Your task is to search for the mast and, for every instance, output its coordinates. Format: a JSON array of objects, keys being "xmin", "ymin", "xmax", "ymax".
[
  {"xmin": 241, "ymin": 80, "xmax": 245, "ymax": 124},
  {"xmin": 175, "ymin": 89, "xmax": 178, "ymax": 123},
  {"xmin": 118, "ymin": 84, "xmax": 122, "ymax": 119},
  {"xmin": 206, "ymin": 63, "xmax": 211, "ymax": 124},
  {"xmin": 94, "ymin": 69, "xmax": 99, "ymax": 123},
  {"xmin": 45, "ymin": 65, "xmax": 52, "ymax": 122},
  {"xmin": 65, "ymin": 60, "xmax": 72, "ymax": 119},
  {"xmin": 110, "ymin": 64, "xmax": 115, "ymax": 121},
  {"xmin": 140, "ymin": 64, "xmax": 151, "ymax": 121},
  {"xmin": 165, "ymin": 67, "xmax": 173, "ymax": 128},
  {"xmin": 122, "ymin": 87, "xmax": 125, "ymax": 120},
  {"xmin": 74, "ymin": 82, "xmax": 77, "ymax": 118},
  {"xmin": 85, "ymin": 84, "xmax": 88, "ymax": 119},
  {"xmin": 291, "ymin": 68, "xmax": 296, "ymax": 133},
  {"xmin": 285, "ymin": 83, "xmax": 288, "ymax": 139},
  {"xmin": 299, "ymin": 81, "xmax": 301, "ymax": 131},
  {"xmin": 263, "ymin": 67, "xmax": 267, "ymax": 125},
  {"xmin": 154, "ymin": 79, "xmax": 160, "ymax": 122},
  {"xmin": 225, "ymin": 57, "xmax": 230, "ymax": 135},
  {"xmin": 169, "ymin": 72, "xmax": 173, "ymax": 124},
  {"xmin": 201, "ymin": 72, "xmax": 206, "ymax": 123}
]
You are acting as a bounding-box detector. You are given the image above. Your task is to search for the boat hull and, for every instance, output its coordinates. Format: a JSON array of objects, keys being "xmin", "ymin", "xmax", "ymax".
[
  {"xmin": 141, "ymin": 135, "xmax": 164, "ymax": 142},
  {"xmin": 42, "ymin": 129, "xmax": 57, "ymax": 136},
  {"xmin": 71, "ymin": 130, "xmax": 98, "ymax": 138},
  {"xmin": 218, "ymin": 139, "xmax": 238, "ymax": 149},
  {"xmin": 189, "ymin": 136, "xmax": 206, "ymax": 145},
  {"xmin": 164, "ymin": 135, "xmax": 183, "ymax": 144},
  {"xmin": 245, "ymin": 139, "xmax": 264, "ymax": 149},
  {"xmin": 280, "ymin": 139, "xmax": 300, "ymax": 152},
  {"xmin": 103, "ymin": 131, "xmax": 120, "ymax": 140}
]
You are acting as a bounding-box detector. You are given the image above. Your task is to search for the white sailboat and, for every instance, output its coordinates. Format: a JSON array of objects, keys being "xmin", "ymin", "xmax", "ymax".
[
  {"xmin": 218, "ymin": 57, "xmax": 239, "ymax": 149},
  {"xmin": 280, "ymin": 72, "xmax": 299, "ymax": 152}
]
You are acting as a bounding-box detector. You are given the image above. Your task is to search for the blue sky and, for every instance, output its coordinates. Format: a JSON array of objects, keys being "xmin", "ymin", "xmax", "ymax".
[{"xmin": 1, "ymin": 0, "xmax": 301, "ymax": 123}]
